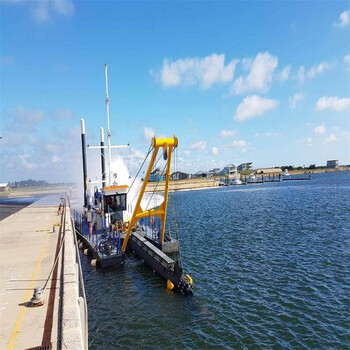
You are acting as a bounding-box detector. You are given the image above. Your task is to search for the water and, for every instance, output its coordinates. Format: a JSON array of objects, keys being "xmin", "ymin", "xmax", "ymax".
[
  {"xmin": 82, "ymin": 172, "xmax": 350, "ymax": 349},
  {"xmin": 0, "ymin": 196, "xmax": 42, "ymax": 220}
]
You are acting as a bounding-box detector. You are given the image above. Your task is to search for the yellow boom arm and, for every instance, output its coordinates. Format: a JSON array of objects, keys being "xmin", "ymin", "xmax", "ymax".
[{"xmin": 121, "ymin": 135, "xmax": 178, "ymax": 252}]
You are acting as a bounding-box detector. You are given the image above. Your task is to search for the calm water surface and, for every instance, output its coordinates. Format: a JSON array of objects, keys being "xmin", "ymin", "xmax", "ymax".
[{"xmin": 82, "ymin": 172, "xmax": 350, "ymax": 349}]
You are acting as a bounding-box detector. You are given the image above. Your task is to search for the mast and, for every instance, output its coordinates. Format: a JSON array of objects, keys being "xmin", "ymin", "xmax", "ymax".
[
  {"xmin": 81, "ymin": 118, "xmax": 88, "ymax": 207},
  {"xmin": 105, "ymin": 63, "xmax": 112, "ymax": 186},
  {"xmin": 100, "ymin": 127, "xmax": 106, "ymax": 188}
]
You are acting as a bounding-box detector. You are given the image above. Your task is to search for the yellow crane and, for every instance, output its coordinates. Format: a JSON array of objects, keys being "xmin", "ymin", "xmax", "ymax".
[{"xmin": 121, "ymin": 135, "xmax": 178, "ymax": 252}]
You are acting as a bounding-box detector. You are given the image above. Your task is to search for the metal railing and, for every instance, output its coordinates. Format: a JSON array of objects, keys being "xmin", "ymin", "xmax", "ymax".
[{"xmin": 67, "ymin": 195, "xmax": 88, "ymax": 350}]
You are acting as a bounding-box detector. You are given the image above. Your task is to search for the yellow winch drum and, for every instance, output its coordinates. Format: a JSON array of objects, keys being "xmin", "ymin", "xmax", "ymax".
[{"xmin": 151, "ymin": 135, "xmax": 178, "ymax": 148}]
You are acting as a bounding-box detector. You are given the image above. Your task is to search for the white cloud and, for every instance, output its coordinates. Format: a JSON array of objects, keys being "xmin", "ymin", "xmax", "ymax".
[
  {"xmin": 289, "ymin": 92, "xmax": 304, "ymax": 109},
  {"xmin": 314, "ymin": 124, "xmax": 326, "ymax": 134},
  {"xmin": 316, "ymin": 96, "xmax": 350, "ymax": 112},
  {"xmin": 234, "ymin": 95, "xmax": 278, "ymax": 122},
  {"xmin": 190, "ymin": 141, "xmax": 207, "ymax": 150},
  {"xmin": 183, "ymin": 150, "xmax": 191, "ymax": 156},
  {"xmin": 325, "ymin": 133, "xmax": 337, "ymax": 143},
  {"xmin": 159, "ymin": 54, "xmax": 239, "ymax": 89},
  {"xmin": 18, "ymin": 155, "xmax": 40, "ymax": 170},
  {"xmin": 297, "ymin": 66, "xmax": 306, "ymax": 84},
  {"xmin": 5, "ymin": 105, "xmax": 44, "ymax": 133},
  {"xmin": 231, "ymin": 52, "xmax": 278, "ymax": 94},
  {"xmin": 5, "ymin": 0, "xmax": 75, "ymax": 23},
  {"xmin": 53, "ymin": 0, "xmax": 75, "ymax": 16},
  {"xmin": 279, "ymin": 65, "xmax": 291, "ymax": 81},
  {"xmin": 307, "ymin": 62, "xmax": 332, "ymax": 79},
  {"xmin": 211, "ymin": 147, "xmax": 218, "ymax": 155},
  {"xmin": 31, "ymin": 2, "xmax": 50, "ymax": 22},
  {"xmin": 52, "ymin": 155, "xmax": 62, "ymax": 163},
  {"xmin": 344, "ymin": 54, "xmax": 350, "ymax": 71},
  {"xmin": 220, "ymin": 129, "xmax": 237, "ymax": 138},
  {"xmin": 143, "ymin": 127, "xmax": 155, "ymax": 142},
  {"xmin": 231, "ymin": 140, "xmax": 246, "ymax": 148},
  {"xmin": 296, "ymin": 137, "xmax": 313, "ymax": 146},
  {"xmin": 324, "ymin": 131, "xmax": 350, "ymax": 143},
  {"xmin": 50, "ymin": 109, "xmax": 74, "ymax": 120},
  {"xmin": 344, "ymin": 54, "xmax": 350, "ymax": 64},
  {"xmin": 255, "ymin": 132, "xmax": 281, "ymax": 137},
  {"xmin": 334, "ymin": 10, "xmax": 350, "ymax": 28}
]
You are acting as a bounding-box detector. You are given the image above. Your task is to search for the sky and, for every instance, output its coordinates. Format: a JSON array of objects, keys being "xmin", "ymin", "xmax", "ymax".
[{"xmin": 0, "ymin": 0, "xmax": 349, "ymax": 183}]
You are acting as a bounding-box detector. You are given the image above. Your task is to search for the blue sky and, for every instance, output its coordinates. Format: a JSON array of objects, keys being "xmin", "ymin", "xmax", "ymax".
[{"xmin": 1, "ymin": 1, "xmax": 349, "ymax": 183}]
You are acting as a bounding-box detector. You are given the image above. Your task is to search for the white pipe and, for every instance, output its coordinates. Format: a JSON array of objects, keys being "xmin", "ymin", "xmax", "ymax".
[
  {"xmin": 81, "ymin": 118, "xmax": 85, "ymax": 134},
  {"xmin": 104, "ymin": 63, "xmax": 112, "ymax": 186},
  {"xmin": 100, "ymin": 127, "xmax": 104, "ymax": 142}
]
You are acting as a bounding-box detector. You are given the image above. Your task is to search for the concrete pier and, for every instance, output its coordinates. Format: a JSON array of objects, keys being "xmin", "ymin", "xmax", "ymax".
[{"xmin": 0, "ymin": 195, "xmax": 87, "ymax": 350}]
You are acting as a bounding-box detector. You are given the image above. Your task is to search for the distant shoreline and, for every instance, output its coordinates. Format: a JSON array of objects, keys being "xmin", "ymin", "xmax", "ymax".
[
  {"xmin": 0, "ymin": 185, "xmax": 68, "ymax": 198},
  {"xmin": 1, "ymin": 168, "xmax": 348, "ymax": 197},
  {"xmin": 146, "ymin": 167, "xmax": 349, "ymax": 192}
]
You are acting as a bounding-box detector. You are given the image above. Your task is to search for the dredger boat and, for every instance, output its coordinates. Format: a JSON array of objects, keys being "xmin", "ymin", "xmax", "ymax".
[{"xmin": 74, "ymin": 64, "xmax": 193, "ymax": 295}]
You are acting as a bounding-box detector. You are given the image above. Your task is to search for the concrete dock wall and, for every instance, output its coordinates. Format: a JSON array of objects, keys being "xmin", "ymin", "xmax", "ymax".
[{"xmin": 61, "ymin": 207, "xmax": 86, "ymax": 350}]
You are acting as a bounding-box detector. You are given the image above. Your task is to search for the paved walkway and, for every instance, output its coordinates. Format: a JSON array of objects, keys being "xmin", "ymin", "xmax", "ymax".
[{"xmin": 0, "ymin": 195, "xmax": 63, "ymax": 350}]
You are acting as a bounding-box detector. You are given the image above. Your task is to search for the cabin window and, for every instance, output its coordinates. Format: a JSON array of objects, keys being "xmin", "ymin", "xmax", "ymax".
[{"xmin": 104, "ymin": 194, "xmax": 127, "ymax": 212}]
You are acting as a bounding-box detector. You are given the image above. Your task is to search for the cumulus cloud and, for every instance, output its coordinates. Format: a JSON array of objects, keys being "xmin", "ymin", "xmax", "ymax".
[
  {"xmin": 143, "ymin": 127, "xmax": 155, "ymax": 142},
  {"xmin": 289, "ymin": 92, "xmax": 304, "ymax": 109},
  {"xmin": 158, "ymin": 53, "xmax": 239, "ymax": 89},
  {"xmin": 279, "ymin": 65, "xmax": 291, "ymax": 81},
  {"xmin": 4, "ymin": 0, "xmax": 75, "ymax": 23},
  {"xmin": 307, "ymin": 62, "xmax": 332, "ymax": 79},
  {"xmin": 334, "ymin": 10, "xmax": 350, "ymax": 28},
  {"xmin": 190, "ymin": 141, "xmax": 207, "ymax": 150},
  {"xmin": 5, "ymin": 105, "xmax": 44, "ymax": 133},
  {"xmin": 220, "ymin": 129, "xmax": 237, "ymax": 138},
  {"xmin": 297, "ymin": 66, "xmax": 306, "ymax": 84},
  {"xmin": 231, "ymin": 140, "xmax": 246, "ymax": 148},
  {"xmin": 18, "ymin": 155, "xmax": 40, "ymax": 170},
  {"xmin": 234, "ymin": 95, "xmax": 278, "ymax": 122},
  {"xmin": 325, "ymin": 133, "xmax": 337, "ymax": 143},
  {"xmin": 314, "ymin": 124, "xmax": 326, "ymax": 134},
  {"xmin": 296, "ymin": 62, "xmax": 332, "ymax": 83},
  {"xmin": 296, "ymin": 137, "xmax": 313, "ymax": 146},
  {"xmin": 231, "ymin": 52, "xmax": 278, "ymax": 94},
  {"xmin": 33, "ymin": 0, "xmax": 75, "ymax": 23},
  {"xmin": 324, "ymin": 131, "xmax": 350, "ymax": 143},
  {"xmin": 211, "ymin": 147, "xmax": 218, "ymax": 155},
  {"xmin": 316, "ymin": 96, "xmax": 350, "ymax": 112},
  {"xmin": 344, "ymin": 54, "xmax": 350, "ymax": 64},
  {"xmin": 53, "ymin": 0, "xmax": 75, "ymax": 16}
]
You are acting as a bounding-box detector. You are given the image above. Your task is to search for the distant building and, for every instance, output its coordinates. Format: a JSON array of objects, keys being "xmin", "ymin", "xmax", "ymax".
[
  {"xmin": 0, "ymin": 183, "xmax": 10, "ymax": 192},
  {"xmin": 326, "ymin": 159, "xmax": 339, "ymax": 169},
  {"xmin": 219, "ymin": 163, "xmax": 237, "ymax": 176},
  {"xmin": 210, "ymin": 168, "xmax": 221, "ymax": 175},
  {"xmin": 237, "ymin": 162, "xmax": 253, "ymax": 171},
  {"xmin": 255, "ymin": 168, "xmax": 282, "ymax": 174},
  {"xmin": 192, "ymin": 170, "xmax": 209, "ymax": 178},
  {"xmin": 170, "ymin": 171, "xmax": 191, "ymax": 180},
  {"xmin": 149, "ymin": 168, "xmax": 164, "ymax": 182}
]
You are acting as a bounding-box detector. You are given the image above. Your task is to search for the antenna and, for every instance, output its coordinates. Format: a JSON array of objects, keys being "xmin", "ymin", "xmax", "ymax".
[{"xmin": 105, "ymin": 63, "xmax": 113, "ymax": 186}]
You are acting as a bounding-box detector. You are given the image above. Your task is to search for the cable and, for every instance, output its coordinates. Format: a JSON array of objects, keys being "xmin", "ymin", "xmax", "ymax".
[
  {"xmin": 127, "ymin": 144, "xmax": 152, "ymax": 194},
  {"xmin": 43, "ymin": 198, "xmax": 67, "ymax": 292},
  {"xmin": 145, "ymin": 160, "xmax": 167, "ymax": 211}
]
